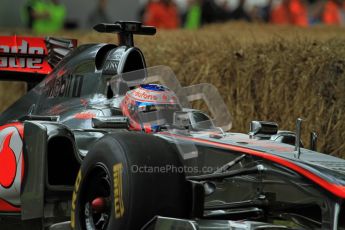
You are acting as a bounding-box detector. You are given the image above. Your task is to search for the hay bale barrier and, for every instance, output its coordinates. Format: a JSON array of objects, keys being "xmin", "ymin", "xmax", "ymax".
[{"xmin": 1, "ymin": 22, "xmax": 345, "ymax": 157}]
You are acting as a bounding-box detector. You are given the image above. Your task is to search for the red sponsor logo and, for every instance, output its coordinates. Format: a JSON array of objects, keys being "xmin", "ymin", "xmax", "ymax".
[
  {"xmin": 0, "ymin": 132, "xmax": 16, "ymax": 188},
  {"xmin": 132, "ymin": 89, "xmax": 158, "ymax": 101},
  {"xmin": 0, "ymin": 36, "xmax": 51, "ymax": 75},
  {"xmin": 0, "ymin": 123, "xmax": 24, "ymax": 213},
  {"xmin": 0, "ymin": 40, "xmax": 44, "ymax": 69}
]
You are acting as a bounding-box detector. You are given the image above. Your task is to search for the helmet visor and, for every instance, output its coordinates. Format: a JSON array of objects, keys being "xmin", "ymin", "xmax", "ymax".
[{"xmin": 137, "ymin": 103, "xmax": 182, "ymax": 124}]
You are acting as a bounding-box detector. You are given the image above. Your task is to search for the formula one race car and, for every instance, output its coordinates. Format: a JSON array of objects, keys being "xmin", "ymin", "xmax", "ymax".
[{"xmin": 0, "ymin": 21, "xmax": 345, "ymax": 230}]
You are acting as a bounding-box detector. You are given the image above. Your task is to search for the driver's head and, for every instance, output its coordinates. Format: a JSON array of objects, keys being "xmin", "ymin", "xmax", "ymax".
[{"xmin": 121, "ymin": 84, "xmax": 181, "ymax": 132}]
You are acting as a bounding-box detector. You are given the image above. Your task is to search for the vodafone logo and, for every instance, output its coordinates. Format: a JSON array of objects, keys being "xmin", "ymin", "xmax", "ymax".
[
  {"xmin": 0, "ymin": 40, "xmax": 44, "ymax": 69},
  {"xmin": 132, "ymin": 88, "xmax": 158, "ymax": 101}
]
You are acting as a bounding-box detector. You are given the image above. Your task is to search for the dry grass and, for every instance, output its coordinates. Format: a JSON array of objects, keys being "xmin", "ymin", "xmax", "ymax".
[{"xmin": 1, "ymin": 22, "xmax": 345, "ymax": 157}]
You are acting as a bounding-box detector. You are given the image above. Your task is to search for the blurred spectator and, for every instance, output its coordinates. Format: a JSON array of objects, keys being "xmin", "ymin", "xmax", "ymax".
[
  {"xmin": 322, "ymin": 0, "xmax": 343, "ymax": 25},
  {"xmin": 22, "ymin": 0, "xmax": 39, "ymax": 29},
  {"xmin": 138, "ymin": 0, "xmax": 152, "ymax": 22},
  {"xmin": 201, "ymin": 0, "xmax": 229, "ymax": 24},
  {"xmin": 249, "ymin": 6, "xmax": 263, "ymax": 22},
  {"xmin": 308, "ymin": 0, "xmax": 325, "ymax": 24},
  {"xmin": 184, "ymin": 0, "xmax": 202, "ymax": 29},
  {"xmin": 270, "ymin": 0, "xmax": 308, "ymax": 26},
  {"xmin": 249, "ymin": 0, "xmax": 273, "ymax": 23},
  {"xmin": 270, "ymin": 0, "xmax": 291, "ymax": 25},
  {"xmin": 230, "ymin": 0, "xmax": 251, "ymax": 21},
  {"xmin": 144, "ymin": 0, "xmax": 180, "ymax": 29},
  {"xmin": 290, "ymin": 0, "xmax": 309, "ymax": 26},
  {"xmin": 174, "ymin": 0, "xmax": 190, "ymax": 25},
  {"xmin": 31, "ymin": 0, "xmax": 66, "ymax": 34},
  {"xmin": 88, "ymin": 0, "xmax": 110, "ymax": 27},
  {"xmin": 261, "ymin": 0, "xmax": 273, "ymax": 22}
]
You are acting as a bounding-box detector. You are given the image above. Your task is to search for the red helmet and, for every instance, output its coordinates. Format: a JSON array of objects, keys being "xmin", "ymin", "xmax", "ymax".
[{"xmin": 120, "ymin": 84, "xmax": 181, "ymax": 132}]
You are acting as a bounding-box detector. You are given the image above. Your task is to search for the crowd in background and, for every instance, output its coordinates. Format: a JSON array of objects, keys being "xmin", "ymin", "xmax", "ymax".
[
  {"xmin": 22, "ymin": 0, "xmax": 110, "ymax": 34},
  {"xmin": 140, "ymin": 0, "xmax": 345, "ymax": 29},
  {"xmin": 23, "ymin": 0, "xmax": 66, "ymax": 34},
  {"xmin": 21, "ymin": 0, "xmax": 345, "ymax": 34}
]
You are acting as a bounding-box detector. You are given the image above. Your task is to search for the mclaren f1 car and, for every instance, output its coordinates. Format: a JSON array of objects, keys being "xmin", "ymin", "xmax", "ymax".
[{"xmin": 0, "ymin": 21, "xmax": 344, "ymax": 230}]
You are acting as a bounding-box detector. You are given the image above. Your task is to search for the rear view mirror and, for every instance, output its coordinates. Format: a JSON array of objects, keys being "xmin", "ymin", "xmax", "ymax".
[
  {"xmin": 173, "ymin": 111, "xmax": 190, "ymax": 128},
  {"xmin": 92, "ymin": 116, "xmax": 128, "ymax": 129},
  {"xmin": 310, "ymin": 131, "xmax": 318, "ymax": 151}
]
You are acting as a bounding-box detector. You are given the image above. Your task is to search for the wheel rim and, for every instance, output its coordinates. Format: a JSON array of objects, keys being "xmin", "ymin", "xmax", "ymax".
[{"xmin": 80, "ymin": 164, "xmax": 112, "ymax": 230}]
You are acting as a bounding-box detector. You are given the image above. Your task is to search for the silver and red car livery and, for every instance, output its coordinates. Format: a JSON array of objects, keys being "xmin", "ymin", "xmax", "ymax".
[
  {"xmin": 120, "ymin": 84, "xmax": 181, "ymax": 132},
  {"xmin": 0, "ymin": 36, "xmax": 76, "ymax": 214},
  {"xmin": 0, "ymin": 123, "xmax": 24, "ymax": 213}
]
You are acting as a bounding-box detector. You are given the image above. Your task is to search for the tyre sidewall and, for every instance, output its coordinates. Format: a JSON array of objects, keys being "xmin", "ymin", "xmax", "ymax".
[
  {"xmin": 71, "ymin": 135, "xmax": 129, "ymax": 230},
  {"xmin": 71, "ymin": 132, "xmax": 189, "ymax": 230}
]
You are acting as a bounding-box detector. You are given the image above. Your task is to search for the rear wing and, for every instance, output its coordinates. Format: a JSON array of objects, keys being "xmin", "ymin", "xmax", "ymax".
[{"xmin": 0, "ymin": 36, "xmax": 77, "ymax": 87}]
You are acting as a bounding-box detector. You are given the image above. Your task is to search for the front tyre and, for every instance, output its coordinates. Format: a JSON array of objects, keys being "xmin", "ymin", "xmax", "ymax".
[{"xmin": 71, "ymin": 132, "xmax": 189, "ymax": 230}]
